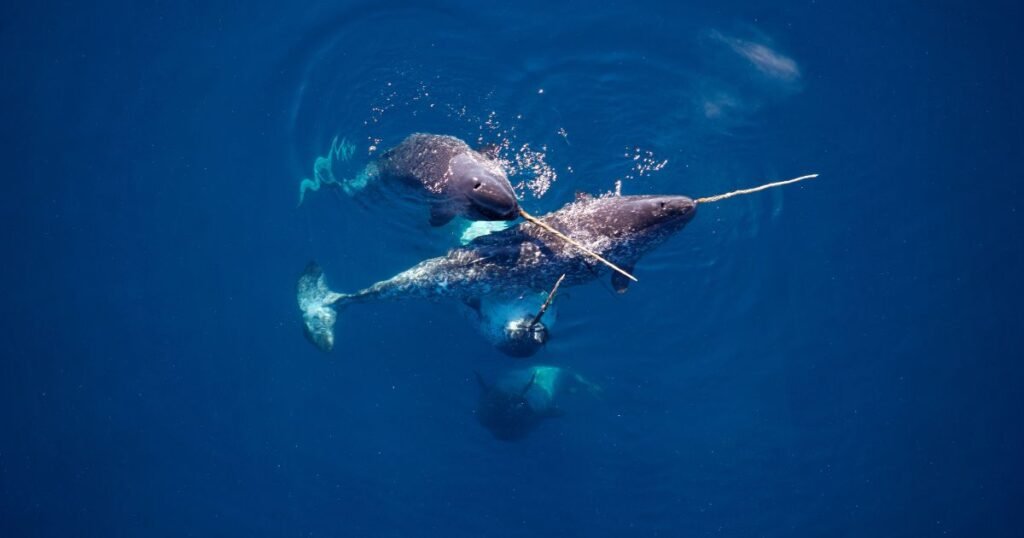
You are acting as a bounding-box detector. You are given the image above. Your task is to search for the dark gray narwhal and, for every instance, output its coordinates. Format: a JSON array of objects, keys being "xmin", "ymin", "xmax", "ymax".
[
  {"xmin": 474, "ymin": 366, "xmax": 601, "ymax": 441},
  {"xmin": 297, "ymin": 194, "xmax": 697, "ymax": 351},
  {"xmin": 301, "ymin": 133, "xmax": 519, "ymax": 226}
]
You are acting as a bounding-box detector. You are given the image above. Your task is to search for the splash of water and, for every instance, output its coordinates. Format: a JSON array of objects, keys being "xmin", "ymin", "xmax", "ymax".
[{"xmin": 297, "ymin": 136, "xmax": 377, "ymax": 205}]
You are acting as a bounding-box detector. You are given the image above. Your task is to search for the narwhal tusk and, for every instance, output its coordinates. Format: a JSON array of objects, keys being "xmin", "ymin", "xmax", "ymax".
[
  {"xmin": 519, "ymin": 208, "xmax": 639, "ymax": 282},
  {"xmin": 516, "ymin": 173, "xmax": 818, "ymax": 283},
  {"xmin": 530, "ymin": 274, "xmax": 566, "ymax": 328},
  {"xmin": 695, "ymin": 174, "xmax": 819, "ymax": 204}
]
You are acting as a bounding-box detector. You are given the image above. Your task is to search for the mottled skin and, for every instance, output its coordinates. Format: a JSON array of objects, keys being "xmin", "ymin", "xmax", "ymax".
[
  {"xmin": 298, "ymin": 194, "xmax": 697, "ymax": 351},
  {"xmin": 345, "ymin": 194, "xmax": 695, "ymax": 301},
  {"xmin": 376, "ymin": 133, "xmax": 519, "ymax": 224}
]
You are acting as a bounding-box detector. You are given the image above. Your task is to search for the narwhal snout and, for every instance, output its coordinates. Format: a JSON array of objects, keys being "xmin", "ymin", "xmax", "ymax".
[
  {"xmin": 650, "ymin": 196, "xmax": 697, "ymax": 223},
  {"xmin": 452, "ymin": 152, "xmax": 519, "ymax": 220},
  {"xmin": 678, "ymin": 198, "xmax": 697, "ymax": 221},
  {"xmin": 468, "ymin": 179, "xmax": 519, "ymax": 220}
]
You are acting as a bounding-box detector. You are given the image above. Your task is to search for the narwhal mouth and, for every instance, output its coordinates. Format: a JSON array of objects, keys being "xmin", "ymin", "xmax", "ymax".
[{"xmin": 469, "ymin": 202, "xmax": 520, "ymax": 221}]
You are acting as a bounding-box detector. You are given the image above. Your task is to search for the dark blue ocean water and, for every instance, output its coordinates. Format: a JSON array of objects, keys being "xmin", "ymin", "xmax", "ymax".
[{"xmin": 2, "ymin": 1, "xmax": 1022, "ymax": 536}]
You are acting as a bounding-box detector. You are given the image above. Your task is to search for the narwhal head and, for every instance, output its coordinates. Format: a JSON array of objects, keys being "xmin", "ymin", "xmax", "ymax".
[
  {"xmin": 449, "ymin": 153, "xmax": 519, "ymax": 221},
  {"xmin": 496, "ymin": 317, "xmax": 549, "ymax": 358},
  {"xmin": 537, "ymin": 195, "xmax": 697, "ymax": 292},
  {"xmin": 592, "ymin": 195, "xmax": 698, "ymax": 239},
  {"xmin": 552, "ymin": 194, "xmax": 697, "ymax": 264}
]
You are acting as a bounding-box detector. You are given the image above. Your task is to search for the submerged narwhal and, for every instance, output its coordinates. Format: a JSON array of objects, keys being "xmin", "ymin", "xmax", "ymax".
[{"xmin": 474, "ymin": 366, "xmax": 601, "ymax": 441}]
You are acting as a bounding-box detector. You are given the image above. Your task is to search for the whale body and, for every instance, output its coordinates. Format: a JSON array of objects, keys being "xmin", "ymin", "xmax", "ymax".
[
  {"xmin": 298, "ymin": 194, "xmax": 697, "ymax": 351},
  {"xmin": 375, "ymin": 133, "xmax": 520, "ymax": 226},
  {"xmin": 475, "ymin": 366, "xmax": 599, "ymax": 441}
]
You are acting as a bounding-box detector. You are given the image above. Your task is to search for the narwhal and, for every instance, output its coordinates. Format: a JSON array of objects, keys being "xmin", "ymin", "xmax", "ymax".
[
  {"xmin": 298, "ymin": 133, "xmax": 519, "ymax": 226},
  {"xmin": 297, "ymin": 175, "xmax": 817, "ymax": 352},
  {"xmin": 474, "ymin": 365, "xmax": 601, "ymax": 441},
  {"xmin": 298, "ymin": 194, "xmax": 695, "ymax": 351}
]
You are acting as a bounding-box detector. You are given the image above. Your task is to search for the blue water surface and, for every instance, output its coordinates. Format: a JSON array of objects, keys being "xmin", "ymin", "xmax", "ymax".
[{"xmin": 2, "ymin": 1, "xmax": 1022, "ymax": 536}]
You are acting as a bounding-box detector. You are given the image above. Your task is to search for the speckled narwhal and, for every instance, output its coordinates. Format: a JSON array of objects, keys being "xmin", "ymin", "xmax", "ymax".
[
  {"xmin": 300, "ymin": 133, "xmax": 520, "ymax": 226},
  {"xmin": 297, "ymin": 173, "xmax": 818, "ymax": 352},
  {"xmin": 298, "ymin": 194, "xmax": 698, "ymax": 351}
]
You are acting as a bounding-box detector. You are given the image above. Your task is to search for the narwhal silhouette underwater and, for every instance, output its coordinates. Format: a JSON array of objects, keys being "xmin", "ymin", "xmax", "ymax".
[
  {"xmin": 474, "ymin": 365, "xmax": 601, "ymax": 441},
  {"xmin": 297, "ymin": 174, "xmax": 817, "ymax": 352}
]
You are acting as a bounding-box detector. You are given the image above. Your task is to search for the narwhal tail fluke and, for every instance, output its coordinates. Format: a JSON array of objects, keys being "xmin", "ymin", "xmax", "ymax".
[{"xmin": 297, "ymin": 261, "xmax": 356, "ymax": 353}]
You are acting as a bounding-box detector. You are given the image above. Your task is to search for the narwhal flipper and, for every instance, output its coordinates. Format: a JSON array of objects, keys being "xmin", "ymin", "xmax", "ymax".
[
  {"xmin": 297, "ymin": 262, "xmax": 350, "ymax": 352},
  {"xmin": 462, "ymin": 297, "xmax": 483, "ymax": 314},
  {"xmin": 610, "ymin": 265, "xmax": 634, "ymax": 294}
]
